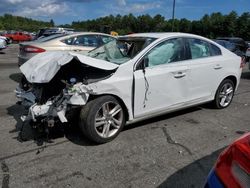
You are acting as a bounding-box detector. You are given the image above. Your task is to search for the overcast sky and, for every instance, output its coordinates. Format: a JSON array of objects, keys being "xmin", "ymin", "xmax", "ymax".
[{"xmin": 0, "ymin": 0, "xmax": 249, "ymax": 24}]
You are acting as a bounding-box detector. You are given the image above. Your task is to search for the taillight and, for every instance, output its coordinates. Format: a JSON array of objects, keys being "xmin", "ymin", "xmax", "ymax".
[
  {"xmin": 24, "ymin": 45, "xmax": 45, "ymax": 53},
  {"xmin": 240, "ymin": 57, "xmax": 245, "ymax": 68},
  {"xmin": 215, "ymin": 133, "xmax": 250, "ymax": 188}
]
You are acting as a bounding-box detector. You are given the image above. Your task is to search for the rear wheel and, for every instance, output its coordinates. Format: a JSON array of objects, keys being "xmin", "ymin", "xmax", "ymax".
[
  {"xmin": 79, "ymin": 96, "xmax": 125, "ymax": 144},
  {"xmin": 213, "ymin": 79, "xmax": 235, "ymax": 109}
]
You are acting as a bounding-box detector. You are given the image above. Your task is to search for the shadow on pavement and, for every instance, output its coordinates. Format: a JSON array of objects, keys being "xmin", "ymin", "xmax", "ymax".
[
  {"xmin": 6, "ymin": 103, "xmax": 95, "ymax": 146},
  {"xmin": 6, "ymin": 103, "xmax": 207, "ymax": 147},
  {"xmin": 241, "ymin": 70, "xmax": 250, "ymax": 80},
  {"xmin": 9, "ymin": 73, "xmax": 22, "ymax": 83},
  {"xmin": 7, "ymin": 104, "xmax": 25, "ymax": 134},
  {"xmin": 157, "ymin": 148, "xmax": 225, "ymax": 188},
  {"xmin": 124, "ymin": 106, "xmax": 202, "ymax": 131}
]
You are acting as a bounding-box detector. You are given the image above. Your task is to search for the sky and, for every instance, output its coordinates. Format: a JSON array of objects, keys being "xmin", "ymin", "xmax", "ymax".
[{"xmin": 0, "ymin": 0, "xmax": 249, "ymax": 25}]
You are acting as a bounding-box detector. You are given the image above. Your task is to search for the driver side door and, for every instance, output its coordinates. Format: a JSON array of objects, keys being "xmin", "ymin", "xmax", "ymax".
[{"xmin": 133, "ymin": 38, "xmax": 190, "ymax": 118}]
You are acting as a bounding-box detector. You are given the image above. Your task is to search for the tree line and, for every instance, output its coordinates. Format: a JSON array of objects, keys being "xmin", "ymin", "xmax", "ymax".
[
  {"xmin": 0, "ymin": 14, "xmax": 54, "ymax": 32},
  {"xmin": 0, "ymin": 11, "xmax": 249, "ymax": 40},
  {"xmin": 69, "ymin": 11, "xmax": 250, "ymax": 40}
]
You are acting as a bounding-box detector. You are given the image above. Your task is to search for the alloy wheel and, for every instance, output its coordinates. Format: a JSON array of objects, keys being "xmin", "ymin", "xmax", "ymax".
[
  {"xmin": 94, "ymin": 101, "xmax": 123, "ymax": 138},
  {"xmin": 219, "ymin": 82, "xmax": 234, "ymax": 107}
]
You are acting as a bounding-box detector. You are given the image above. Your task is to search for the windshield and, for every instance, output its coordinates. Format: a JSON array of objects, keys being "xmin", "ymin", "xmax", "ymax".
[{"xmin": 87, "ymin": 37, "xmax": 156, "ymax": 65}]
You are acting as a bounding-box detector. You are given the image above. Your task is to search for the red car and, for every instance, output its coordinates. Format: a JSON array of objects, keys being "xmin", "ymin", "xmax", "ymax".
[
  {"xmin": 205, "ymin": 132, "xmax": 250, "ymax": 188},
  {"xmin": 3, "ymin": 32, "xmax": 32, "ymax": 42}
]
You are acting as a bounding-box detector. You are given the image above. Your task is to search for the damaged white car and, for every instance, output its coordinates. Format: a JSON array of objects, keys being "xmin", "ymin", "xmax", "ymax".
[{"xmin": 15, "ymin": 33, "xmax": 243, "ymax": 143}]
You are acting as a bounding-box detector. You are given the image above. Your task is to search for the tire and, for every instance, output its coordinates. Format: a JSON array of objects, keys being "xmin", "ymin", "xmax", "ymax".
[
  {"xmin": 212, "ymin": 79, "xmax": 235, "ymax": 109},
  {"xmin": 79, "ymin": 96, "xmax": 125, "ymax": 144}
]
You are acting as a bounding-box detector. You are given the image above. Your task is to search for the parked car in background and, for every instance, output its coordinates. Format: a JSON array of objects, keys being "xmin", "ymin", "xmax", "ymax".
[
  {"xmin": 204, "ymin": 132, "xmax": 250, "ymax": 188},
  {"xmin": 0, "ymin": 38, "xmax": 7, "ymax": 50},
  {"xmin": 0, "ymin": 36, "xmax": 12, "ymax": 44},
  {"xmin": 16, "ymin": 33, "xmax": 243, "ymax": 143},
  {"xmin": 246, "ymin": 41, "xmax": 250, "ymax": 64},
  {"xmin": 213, "ymin": 39, "xmax": 244, "ymax": 57},
  {"xmin": 3, "ymin": 31, "xmax": 32, "ymax": 42},
  {"xmin": 35, "ymin": 27, "xmax": 75, "ymax": 39},
  {"xmin": 18, "ymin": 32, "xmax": 116, "ymax": 66},
  {"xmin": 216, "ymin": 37, "xmax": 248, "ymax": 57}
]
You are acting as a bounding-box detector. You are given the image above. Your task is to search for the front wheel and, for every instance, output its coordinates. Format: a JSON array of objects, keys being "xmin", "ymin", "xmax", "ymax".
[
  {"xmin": 213, "ymin": 79, "xmax": 235, "ymax": 109},
  {"xmin": 79, "ymin": 96, "xmax": 125, "ymax": 144}
]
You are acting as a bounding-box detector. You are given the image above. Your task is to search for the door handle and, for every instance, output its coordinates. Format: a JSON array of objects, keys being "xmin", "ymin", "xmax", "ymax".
[
  {"xmin": 174, "ymin": 72, "xmax": 186, "ymax": 78},
  {"xmin": 214, "ymin": 64, "xmax": 222, "ymax": 70},
  {"xmin": 73, "ymin": 49, "xmax": 82, "ymax": 52}
]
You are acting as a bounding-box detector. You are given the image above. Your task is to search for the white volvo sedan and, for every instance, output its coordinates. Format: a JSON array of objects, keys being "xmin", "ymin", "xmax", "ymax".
[{"xmin": 16, "ymin": 33, "xmax": 243, "ymax": 143}]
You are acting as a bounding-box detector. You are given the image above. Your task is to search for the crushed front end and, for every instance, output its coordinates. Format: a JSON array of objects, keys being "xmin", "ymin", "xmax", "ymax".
[
  {"xmin": 14, "ymin": 51, "xmax": 118, "ymax": 139},
  {"xmin": 15, "ymin": 80, "xmax": 90, "ymax": 128}
]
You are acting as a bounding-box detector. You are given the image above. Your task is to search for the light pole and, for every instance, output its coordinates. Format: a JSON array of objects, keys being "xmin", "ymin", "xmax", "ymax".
[{"xmin": 172, "ymin": 0, "xmax": 176, "ymax": 31}]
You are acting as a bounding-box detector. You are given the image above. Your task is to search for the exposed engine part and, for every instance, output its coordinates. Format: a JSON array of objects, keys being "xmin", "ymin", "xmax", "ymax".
[
  {"xmin": 47, "ymin": 119, "xmax": 55, "ymax": 127},
  {"xmin": 16, "ymin": 78, "xmax": 90, "ymax": 124}
]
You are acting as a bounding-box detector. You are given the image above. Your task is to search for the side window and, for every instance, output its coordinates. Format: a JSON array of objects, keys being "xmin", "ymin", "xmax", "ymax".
[
  {"xmin": 62, "ymin": 37, "xmax": 74, "ymax": 45},
  {"xmin": 100, "ymin": 36, "xmax": 115, "ymax": 44},
  {"xmin": 145, "ymin": 38, "xmax": 185, "ymax": 67},
  {"xmin": 210, "ymin": 43, "xmax": 222, "ymax": 56},
  {"xmin": 187, "ymin": 38, "xmax": 211, "ymax": 59},
  {"xmin": 72, "ymin": 35, "xmax": 99, "ymax": 47}
]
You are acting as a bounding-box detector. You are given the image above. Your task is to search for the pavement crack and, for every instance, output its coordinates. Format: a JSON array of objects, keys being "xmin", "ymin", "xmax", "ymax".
[
  {"xmin": 1, "ymin": 161, "xmax": 10, "ymax": 188},
  {"xmin": 162, "ymin": 126, "xmax": 207, "ymax": 175},
  {"xmin": 162, "ymin": 126, "xmax": 192, "ymax": 155}
]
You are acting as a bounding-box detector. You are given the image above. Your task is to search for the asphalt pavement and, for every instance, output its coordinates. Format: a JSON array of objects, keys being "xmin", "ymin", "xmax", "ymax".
[{"xmin": 0, "ymin": 44, "xmax": 250, "ymax": 188}]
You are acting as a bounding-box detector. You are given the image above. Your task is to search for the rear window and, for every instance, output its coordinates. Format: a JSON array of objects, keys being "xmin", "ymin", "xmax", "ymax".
[
  {"xmin": 36, "ymin": 34, "xmax": 67, "ymax": 42},
  {"xmin": 62, "ymin": 35, "xmax": 100, "ymax": 47}
]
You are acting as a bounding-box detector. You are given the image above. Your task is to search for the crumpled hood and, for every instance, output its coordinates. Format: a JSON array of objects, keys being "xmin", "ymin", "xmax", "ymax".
[{"xmin": 20, "ymin": 51, "xmax": 119, "ymax": 83}]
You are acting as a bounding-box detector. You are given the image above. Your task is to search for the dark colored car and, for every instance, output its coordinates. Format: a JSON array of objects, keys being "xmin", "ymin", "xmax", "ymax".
[
  {"xmin": 214, "ymin": 39, "xmax": 244, "ymax": 57},
  {"xmin": 204, "ymin": 132, "xmax": 250, "ymax": 188},
  {"xmin": 216, "ymin": 37, "xmax": 248, "ymax": 55}
]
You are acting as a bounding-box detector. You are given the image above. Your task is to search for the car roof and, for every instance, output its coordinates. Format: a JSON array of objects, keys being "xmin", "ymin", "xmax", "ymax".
[
  {"xmin": 124, "ymin": 32, "xmax": 207, "ymax": 39},
  {"xmin": 217, "ymin": 37, "xmax": 244, "ymax": 41},
  {"xmin": 67, "ymin": 32, "xmax": 113, "ymax": 36},
  {"xmin": 214, "ymin": 39, "xmax": 232, "ymax": 43},
  {"xmin": 41, "ymin": 32, "xmax": 115, "ymax": 42}
]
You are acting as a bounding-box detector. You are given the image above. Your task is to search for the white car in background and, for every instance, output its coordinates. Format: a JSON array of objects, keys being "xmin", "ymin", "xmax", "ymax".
[
  {"xmin": 0, "ymin": 38, "xmax": 7, "ymax": 50},
  {"xmin": 246, "ymin": 41, "xmax": 250, "ymax": 65},
  {"xmin": 16, "ymin": 33, "xmax": 243, "ymax": 143}
]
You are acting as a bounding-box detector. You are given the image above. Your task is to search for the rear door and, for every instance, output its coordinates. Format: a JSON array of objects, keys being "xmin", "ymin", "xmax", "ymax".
[{"xmin": 185, "ymin": 38, "xmax": 224, "ymax": 101}]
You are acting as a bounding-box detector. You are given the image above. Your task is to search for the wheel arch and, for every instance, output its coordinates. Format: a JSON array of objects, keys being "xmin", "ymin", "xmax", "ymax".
[
  {"xmin": 222, "ymin": 75, "xmax": 237, "ymax": 89},
  {"xmin": 213, "ymin": 75, "xmax": 238, "ymax": 100},
  {"xmin": 88, "ymin": 94, "xmax": 130, "ymax": 122}
]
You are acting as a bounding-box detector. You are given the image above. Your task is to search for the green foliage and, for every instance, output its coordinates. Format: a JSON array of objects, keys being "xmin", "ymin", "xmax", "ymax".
[
  {"xmin": 0, "ymin": 14, "xmax": 54, "ymax": 32},
  {"xmin": 1, "ymin": 11, "xmax": 249, "ymax": 40},
  {"xmin": 69, "ymin": 11, "xmax": 250, "ymax": 40}
]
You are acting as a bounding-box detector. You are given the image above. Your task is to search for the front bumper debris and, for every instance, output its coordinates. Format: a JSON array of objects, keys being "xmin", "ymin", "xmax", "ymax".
[{"xmin": 15, "ymin": 83, "xmax": 90, "ymax": 124}]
